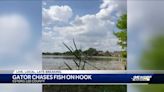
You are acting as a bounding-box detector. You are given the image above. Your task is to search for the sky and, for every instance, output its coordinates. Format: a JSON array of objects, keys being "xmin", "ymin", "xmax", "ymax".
[
  {"xmin": 128, "ymin": 0, "xmax": 164, "ymax": 70},
  {"xmin": 0, "ymin": 0, "xmax": 163, "ymax": 92},
  {"xmin": 128, "ymin": 0, "xmax": 164, "ymax": 92},
  {"xmin": 0, "ymin": 0, "xmax": 42, "ymax": 70},
  {"xmin": 42, "ymin": 0, "xmax": 127, "ymax": 53},
  {"xmin": 0, "ymin": 1, "xmax": 127, "ymax": 91},
  {"xmin": 0, "ymin": 0, "xmax": 42, "ymax": 92}
]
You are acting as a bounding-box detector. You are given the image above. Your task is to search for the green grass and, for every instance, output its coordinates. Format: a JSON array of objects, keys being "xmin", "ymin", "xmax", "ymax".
[{"xmin": 43, "ymin": 85, "xmax": 126, "ymax": 92}]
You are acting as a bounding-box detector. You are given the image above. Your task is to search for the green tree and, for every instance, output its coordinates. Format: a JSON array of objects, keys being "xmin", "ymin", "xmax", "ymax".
[
  {"xmin": 138, "ymin": 34, "xmax": 164, "ymax": 92},
  {"xmin": 140, "ymin": 35, "xmax": 164, "ymax": 70},
  {"xmin": 114, "ymin": 14, "xmax": 127, "ymax": 58},
  {"xmin": 84, "ymin": 48, "xmax": 97, "ymax": 56}
]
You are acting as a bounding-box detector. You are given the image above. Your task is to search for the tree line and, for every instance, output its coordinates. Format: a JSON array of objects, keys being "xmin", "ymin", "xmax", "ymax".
[{"xmin": 42, "ymin": 48, "xmax": 122, "ymax": 57}]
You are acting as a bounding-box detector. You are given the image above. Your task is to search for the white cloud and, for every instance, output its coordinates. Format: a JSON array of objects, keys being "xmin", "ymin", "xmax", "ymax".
[
  {"xmin": 97, "ymin": 0, "xmax": 127, "ymax": 20},
  {"xmin": 42, "ymin": 0, "xmax": 126, "ymax": 52},
  {"xmin": 43, "ymin": 5, "xmax": 73, "ymax": 25},
  {"xmin": 0, "ymin": 14, "xmax": 30, "ymax": 56}
]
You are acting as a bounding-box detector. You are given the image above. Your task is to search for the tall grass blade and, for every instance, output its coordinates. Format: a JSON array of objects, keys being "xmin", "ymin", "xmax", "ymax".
[
  {"xmin": 73, "ymin": 39, "xmax": 78, "ymax": 50},
  {"xmin": 63, "ymin": 42, "xmax": 81, "ymax": 60},
  {"xmin": 63, "ymin": 40, "xmax": 100, "ymax": 70},
  {"xmin": 81, "ymin": 60, "xmax": 86, "ymax": 70},
  {"xmin": 73, "ymin": 59, "xmax": 79, "ymax": 68},
  {"xmin": 63, "ymin": 42, "xmax": 73, "ymax": 53},
  {"xmin": 64, "ymin": 61, "xmax": 72, "ymax": 70}
]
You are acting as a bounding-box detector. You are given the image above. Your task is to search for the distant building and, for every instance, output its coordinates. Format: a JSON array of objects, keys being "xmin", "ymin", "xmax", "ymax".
[
  {"xmin": 111, "ymin": 51, "xmax": 121, "ymax": 57},
  {"xmin": 97, "ymin": 51, "xmax": 104, "ymax": 56},
  {"xmin": 97, "ymin": 51, "xmax": 112, "ymax": 56}
]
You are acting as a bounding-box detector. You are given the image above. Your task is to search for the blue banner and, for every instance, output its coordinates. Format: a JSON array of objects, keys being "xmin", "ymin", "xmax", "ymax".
[{"xmin": 0, "ymin": 74, "xmax": 164, "ymax": 84}]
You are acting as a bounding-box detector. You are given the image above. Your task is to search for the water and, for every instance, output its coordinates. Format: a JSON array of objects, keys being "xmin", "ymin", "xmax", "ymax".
[{"xmin": 42, "ymin": 55, "xmax": 125, "ymax": 70}]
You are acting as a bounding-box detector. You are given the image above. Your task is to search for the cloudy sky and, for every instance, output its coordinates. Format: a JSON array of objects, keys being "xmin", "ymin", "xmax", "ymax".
[
  {"xmin": 42, "ymin": 0, "xmax": 127, "ymax": 53},
  {"xmin": 0, "ymin": 0, "xmax": 42, "ymax": 70},
  {"xmin": 128, "ymin": 0, "xmax": 164, "ymax": 70},
  {"xmin": 128, "ymin": 1, "xmax": 164, "ymax": 92},
  {"xmin": 0, "ymin": 1, "xmax": 42, "ymax": 92}
]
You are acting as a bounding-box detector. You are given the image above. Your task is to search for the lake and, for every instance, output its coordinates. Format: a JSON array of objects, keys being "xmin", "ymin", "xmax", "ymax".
[{"xmin": 42, "ymin": 55, "xmax": 126, "ymax": 70}]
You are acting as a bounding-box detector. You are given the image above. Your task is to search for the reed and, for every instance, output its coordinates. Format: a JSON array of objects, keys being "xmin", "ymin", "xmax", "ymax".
[{"xmin": 63, "ymin": 39, "xmax": 100, "ymax": 70}]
